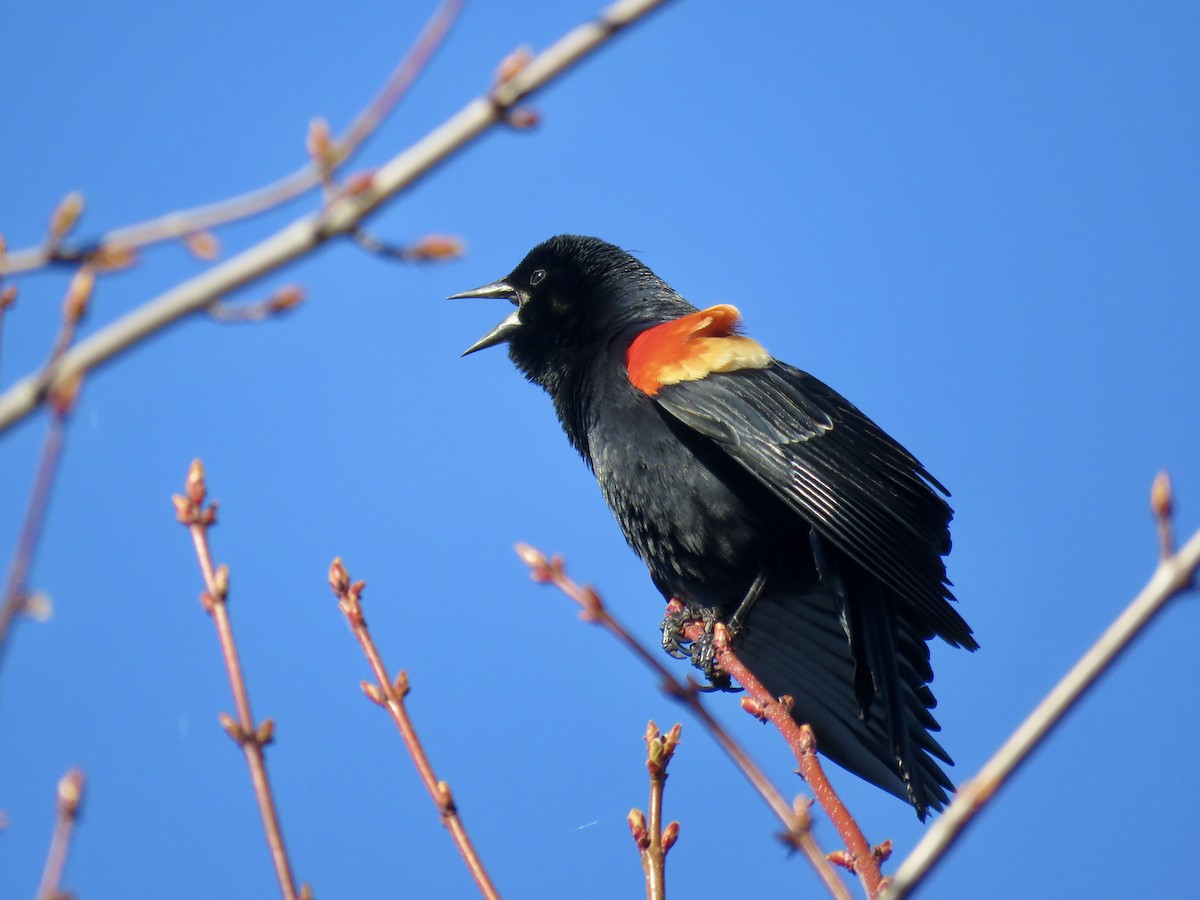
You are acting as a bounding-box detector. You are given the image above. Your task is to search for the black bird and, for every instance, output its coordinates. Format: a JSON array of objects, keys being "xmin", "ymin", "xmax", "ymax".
[{"xmin": 453, "ymin": 235, "xmax": 976, "ymax": 818}]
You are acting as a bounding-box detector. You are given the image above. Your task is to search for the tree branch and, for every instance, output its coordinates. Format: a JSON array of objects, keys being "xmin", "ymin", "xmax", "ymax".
[
  {"xmin": 515, "ymin": 544, "xmax": 850, "ymax": 900},
  {"xmin": 886, "ymin": 477, "xmax": 1200, "ymax": 898},
  {"xmin": 0, "ymin": 0, "xmax": 676, "ymax": 436},
  {"xmin": 629, "ymin": 721, "xmax": 681, "ymax": 900},
  {"xmin": 0, "ymin": 0, "xmax": 465, "ymax": 276},
  {"xmin": 35, "ymin": 768, "xmax": 85, "ymax": 900},
  {"xmin": 173, "ymin": 460, "xmax": 307, "ymax": 900},
  {"xmin": 0, "ymin": 270, "xmax": 92, "ymax": 672},
  {"xmin": 681, "ymin": 615, "xmax": 885, "ymax": 898},
  {"xmin": 327, "ymin": 558, "xmax": 501, "ymax": 900}
]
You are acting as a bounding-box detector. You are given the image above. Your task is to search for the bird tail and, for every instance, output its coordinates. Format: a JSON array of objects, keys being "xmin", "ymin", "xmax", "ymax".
[{"xmin": 733, "ymin": 585, "xmax": 955, "ymax": 819}]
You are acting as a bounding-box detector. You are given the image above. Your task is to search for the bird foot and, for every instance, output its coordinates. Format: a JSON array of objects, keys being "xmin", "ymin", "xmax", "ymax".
[{"xmin": 660, "ymin": 602, "xmax": 737, "ymax": 692}]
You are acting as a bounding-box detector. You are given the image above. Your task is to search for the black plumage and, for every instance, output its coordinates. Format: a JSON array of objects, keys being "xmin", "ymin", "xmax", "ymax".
[{"xmin": 454, "ymin": 234, "xmax": 977, "ymax": 818}]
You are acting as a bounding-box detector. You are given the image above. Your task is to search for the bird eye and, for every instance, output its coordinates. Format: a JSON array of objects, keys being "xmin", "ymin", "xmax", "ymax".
[{"xmin": 530, "ymin": 269, "xmax": 547, "ymax": 286}]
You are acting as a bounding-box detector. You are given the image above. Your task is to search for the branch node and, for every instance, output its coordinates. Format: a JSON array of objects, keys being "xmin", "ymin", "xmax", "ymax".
[
  {"xmin": 210, "ymin": 564, "xmax": 230, "ymax": 605},
  {"xmin": 873, "ymin": 839, "xmax": 894, "ymax": 863},
  {"xmin": 740, "ymin": 695, "xmax": 768, "ymax": 721},
  {"xmin": 826, "ymin": 849, "xmax": 857, "ymax": 872},
  {"xmin": 435, "ymin": 780, "xmax": 457, "ymax": 815},
  {"xmin": 47, "ymin": 372, "xmax": 83, "ymax": 417},
  {"xmin": 627, "ymin": 808, "xmax": 650, "ymax": 849},
  {"xmin": 494, "ymin": 45, "xmax": 534, "ymax": 87},
  {"xmin": 56, "ymin": 768, "xmax": 86, "ymax": 819},
  {"xmin": 661, "ymin": 820, "xmax": 680, "ymax": 853},
  {"xmin": 63, "ymin": 267, "xmax": 95, "ymax": 325},
  {"xmin": 48, "ymin": 192, "xmax": 85, "ymax": 247},
  {"xmin": 361, "ymin": 680, "xmax": 386, "ymax": 706},
  {"xmin": 328, "ymin": 557, "xmax": 351, "ymax": 594},
  {"xmin": 306, "ymin": 118, "xmax": 336, "ymax": 191},
  {"xmin": 91, "ymin": 241, "xmax": 138, "ymax": 271},
  {"xmin": 1152, "ymin": 469, "xmax": 1175, "ymax": 559},
  {"xmin": 255, "ymin": 718, "xmax": 276, "ymax": 746},
  {"xmin": 218, "ymin": 712, "xmax": 243, "ymax": 744},
  {"xmin": 186, "ymin": 458, "xmax": 207, "ymax": 506},
  {"xmin": 505, "ymin": 107, "xmax": 542, "ymax": 130},
  {"xmin": 184, "ymin": 230, "xmax": 220, "ymax": 261},
  {"xmin": 393, "ymin": 669, "xmax": 410, "ymax": 698}
]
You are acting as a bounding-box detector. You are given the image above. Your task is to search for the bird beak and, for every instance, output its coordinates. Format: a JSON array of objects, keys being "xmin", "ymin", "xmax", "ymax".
[{"xmin": 449, "ymin": 279, "xmax": 527, "ymax": 356}]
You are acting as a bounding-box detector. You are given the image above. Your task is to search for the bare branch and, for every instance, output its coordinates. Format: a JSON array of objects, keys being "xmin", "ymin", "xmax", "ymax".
[
  {"xmin": 0, "ymin": 274, "xmax": 90, "ymax": 672},
  {"xmin": 0, "ymin": 274, "xmax": 16, "ymax": 381},
  {"xmin": 0, "ymin": 0, "xmax": 675, "ymax": 436},
  {"xmin": 886, "ymin": 480, "xmax": 1200, "ymax": 898},
  {"xmin": 515, "ymin": 543, "xmax": 850, "ymax": 900},
  {"xmin": 327, "ymin": 557, "xmax": 501, "ymax": 900},
  {"xmin": 682, "ymin": 616, "xmax": 885, "ymax": 898},
  {"xmin": 0, "ymin": 0, "xmax": 466, "ymax": 276},
  {"xmin": 0, "ymin": 411, "xmax": 68, "ymax": 673},
  {"xmin": 35, "ymin": 768, "xmax": 85, "ymax": 900},
  {"xmin": 207, "ymin": 286, "xmax": 306, "ymax": 323},
  {"xmin": 630, "ymin": 721, "xmax": 681, "ymax": 900},
  {"xmin": 173, "ymin": 460, "xmax": 306, "ymax": 900},
  {"xmin": 350, "ymin": 229, "xmax": 466, "ymax": 263}
]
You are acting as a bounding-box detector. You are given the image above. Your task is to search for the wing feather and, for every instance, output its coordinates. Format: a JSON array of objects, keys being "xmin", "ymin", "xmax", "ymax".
[{"xmin": 653, "ymin": 362, "xmax": 976, "ymax": 649}]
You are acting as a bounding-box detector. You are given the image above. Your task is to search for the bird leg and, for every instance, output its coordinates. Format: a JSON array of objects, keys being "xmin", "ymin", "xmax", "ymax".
[
  {"xmin": 660, "ymin": 602, "xmax": 736, "ymax": 692},
  {"xmin": 727, "ymin": 572, "xmax": 768, "ymax": 636}
]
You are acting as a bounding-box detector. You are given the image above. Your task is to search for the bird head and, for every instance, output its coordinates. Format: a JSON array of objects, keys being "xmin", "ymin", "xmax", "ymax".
[{"xmin": 451, "ymin": 235, "xmax": 694, "ymax": 389}]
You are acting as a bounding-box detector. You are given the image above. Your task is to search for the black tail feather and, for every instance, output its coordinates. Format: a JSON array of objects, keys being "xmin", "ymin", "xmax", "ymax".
[{"xmin": 734, "ymin": 585, "xmax": 954, "ymax": 819}]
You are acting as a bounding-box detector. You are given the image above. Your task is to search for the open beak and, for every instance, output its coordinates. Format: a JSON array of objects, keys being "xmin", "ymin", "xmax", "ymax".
[{"xmin": 449, "ymin": 279, "xmax": 527, "ymax": 356}]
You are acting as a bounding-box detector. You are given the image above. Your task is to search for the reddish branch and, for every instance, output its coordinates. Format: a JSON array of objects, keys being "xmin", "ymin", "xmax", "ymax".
[
  {"xmin": 628, "ymin": 721, "xmax": 682, "ymax": 900},
  {"xmin": 679, "ymin": 612, "xmax": 886, "ymax": 898},
  {"xmin": 327, "ymin": 558, "xmax": 501, "ymax": 900},
  {"xmin": 0, "ymin": 269, "xmax": 92, "ymax": 673},
  {"xmin": 515, "ymin": 544, "xmax": 850, "ymax": 900},
  {"xmin": 35, "ymin": 768, "xmax": 85, "ymax": 900},
  {"xmin": 173, "ymin": 460, "xmax": 307, "ymax": 900}
]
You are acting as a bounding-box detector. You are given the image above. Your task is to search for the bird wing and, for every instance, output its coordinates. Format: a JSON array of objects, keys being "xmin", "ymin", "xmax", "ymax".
[{"xmin": 650, "ymin": 362, "xmax": 975, "ymax": 648}]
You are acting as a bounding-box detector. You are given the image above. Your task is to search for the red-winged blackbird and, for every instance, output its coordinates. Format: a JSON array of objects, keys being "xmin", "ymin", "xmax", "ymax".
[{"xmin": 453, "ymin": 235, "xmax": 977, "ymax": 818}]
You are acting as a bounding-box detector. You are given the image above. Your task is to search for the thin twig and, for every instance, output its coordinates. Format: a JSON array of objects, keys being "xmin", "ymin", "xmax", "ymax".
[
  {"xmin": 886, "ymin": 480, "xmax": 1200, "ymax": 898},
  {"xmin": 0, "ymin": 271, "xmax": 91, "ymax": 673},
  {"xmin": 173, "ymin": 460, "xmax": 306, "ymax": 900},
  {"xmin": 683, "ymin": 616, "xmax": 885, "ymax": 898},
  {"xmin": 0, "ymin": 0, "xmax": 465, "ymax": 276},
  {"xmin": 629, "ymin": 721, "xmax": 681, "ymax": 900},
  {"xmin": 35, "ymin": 768, "xmax": 85, "ymax": 900},
  {"xmin": 207, "ymin": 285, "xmax": 305, "ymax": 323},
  {"xmin": 515, "ymin": 544, "xmax": 850, "ymax": 900},
  {"xmin": 327, "ymin": 557, "xmax": 501, "ymax": 900},
  {"xmin": 351, "ymin": 229, "xmax": 465, "ymax": 263},
  {"xmin": 0, "ymin": 411, "xmax": 68, "ymax": 673},
  {"xmin": 0, "ymin": 270, "xmax": 15, "ymax": 381},
  {"xmin": 1151, "ymin": 470, "xmax": 1175, "ymax": 559},
  {"xmin": 0, "ymin": 0, "xmax": 676, "ymax": 436}
]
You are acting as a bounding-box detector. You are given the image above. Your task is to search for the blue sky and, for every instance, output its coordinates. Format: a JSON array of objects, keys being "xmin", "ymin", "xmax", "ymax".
[{"xmin": 2, "ymin": 2, "xmax": 1198, "ymax": 897}]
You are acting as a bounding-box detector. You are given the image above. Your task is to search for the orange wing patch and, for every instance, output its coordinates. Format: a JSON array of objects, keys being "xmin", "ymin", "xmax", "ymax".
[{"xmin": 627, "ymin": 304, "xmax": 771, "ymax": 396}]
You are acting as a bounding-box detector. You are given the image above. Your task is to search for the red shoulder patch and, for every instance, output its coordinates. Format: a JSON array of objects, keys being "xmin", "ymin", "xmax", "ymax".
[{"xmin": 627, "ymin": 304, "xmax": 771, "ymax": 396}]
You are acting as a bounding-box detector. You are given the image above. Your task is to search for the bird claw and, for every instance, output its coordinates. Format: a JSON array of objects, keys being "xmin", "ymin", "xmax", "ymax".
[{"xmin": 660, "ymin": 603, "xmax": 738, "ymax": 692}]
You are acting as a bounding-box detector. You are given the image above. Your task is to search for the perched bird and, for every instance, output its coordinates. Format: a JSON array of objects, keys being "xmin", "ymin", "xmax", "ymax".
[{"xmin": 453, "ymin": 235, "xmax": 976, "ymax": 818}]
